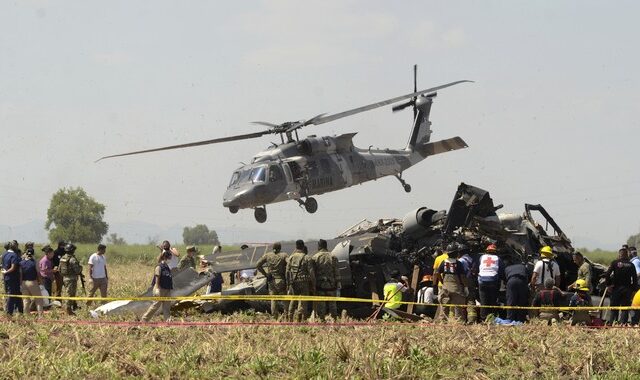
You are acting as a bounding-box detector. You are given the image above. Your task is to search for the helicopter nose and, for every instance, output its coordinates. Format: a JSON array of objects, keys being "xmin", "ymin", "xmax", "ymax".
[{"xmin": 223, "ymin": 187, "xmax": 257, "ymax": 208}]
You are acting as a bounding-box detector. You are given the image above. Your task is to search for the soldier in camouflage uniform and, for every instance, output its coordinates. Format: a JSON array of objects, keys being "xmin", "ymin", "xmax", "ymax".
[
  {"xmin": 59, "ymin": 243, "xmax": 83, "ymax": 315},
  {"xmin": 255, "ymin": 242, "xmax": 288, "ymax": 318},
  {"xmin": 286, "ymin": 240, "xmax": 315, "ymax": 322},
  {"xmin": 311, "ymin": 239, "xmax": 340, "ymax": 320},
  {"xmin": 178, "ymin": 246, "xmax": 198, "ymax": 270}
]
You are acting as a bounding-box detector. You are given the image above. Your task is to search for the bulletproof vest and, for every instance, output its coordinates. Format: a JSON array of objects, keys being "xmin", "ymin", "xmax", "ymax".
[
  {"xmin": 20, "ymin": 259, "xmax": 38, "ymax": 281},
  {"xmin": 266, "ymin": 252, "xmax": 287, "ymax": 278},
  {"xmin": 313, "ymin": 250, "xmax": 337, "ymax": 290},
  {"xmin": 158, "ymin": 262, "xmax": 173, "ymax": 290},
  {"xmin": 59, "ymin": 254, "xmax": 74, "ymax": 276},
  {"xmin": 287, "ymin": 251, "xmax": 311, "ymax": 283}
]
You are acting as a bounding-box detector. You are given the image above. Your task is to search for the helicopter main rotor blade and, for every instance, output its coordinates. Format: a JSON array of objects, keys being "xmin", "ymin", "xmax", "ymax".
[
  {"xmin": 311, "ymin": 80, "xmax": 473, "ymax": 126},
  {"xmin": 95, "ymin": 130, "xmax": 270, "ymax": 162},
  {"xmin": 251, "ymin": 121, "xmax": 279, "ymax": 128}
]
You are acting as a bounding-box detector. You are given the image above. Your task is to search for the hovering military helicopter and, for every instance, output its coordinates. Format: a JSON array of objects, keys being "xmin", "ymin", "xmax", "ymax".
[{"xmin": 97, "ymin": 66, "xmax": 471, "ymax": 223}]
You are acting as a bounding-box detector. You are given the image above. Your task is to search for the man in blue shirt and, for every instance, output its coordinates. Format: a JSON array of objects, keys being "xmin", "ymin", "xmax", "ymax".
[{"xmin": 2, "ymin": 241, "xmax": 23, "ymax": 316}]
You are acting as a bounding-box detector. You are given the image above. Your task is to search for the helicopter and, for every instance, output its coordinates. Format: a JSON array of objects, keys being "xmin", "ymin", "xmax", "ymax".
[{"xmin": 97, "ymin": 66, "xmax": 472, "ymax": 223}]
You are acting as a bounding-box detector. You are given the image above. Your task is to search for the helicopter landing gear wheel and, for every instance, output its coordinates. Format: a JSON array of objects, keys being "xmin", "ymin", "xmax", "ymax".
[
  {"xmin": 229, "ymin": 206, "xmax": 239, "ymax": 214},
  {"xmin": 394, "ymin": 173, "xmax": 412, "ymax": 193},
  {"xmin": 254, "ymin": 207, "xmax": 267, "ymax": 223},
  {"xmin": 304, "ymin": 197, "xmax": 318, "ymax": 213}
]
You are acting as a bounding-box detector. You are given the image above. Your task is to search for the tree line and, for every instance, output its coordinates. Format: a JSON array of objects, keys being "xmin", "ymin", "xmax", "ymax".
[{"xmin": 44, "ymin": 187, "xmax": 219, "ymax": 245}]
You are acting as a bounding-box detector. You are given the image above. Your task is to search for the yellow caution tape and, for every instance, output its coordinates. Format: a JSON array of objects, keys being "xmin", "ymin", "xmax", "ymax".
[{"xmin": 0, "ymin": 292, "xmax": 637, "ymax": 311}]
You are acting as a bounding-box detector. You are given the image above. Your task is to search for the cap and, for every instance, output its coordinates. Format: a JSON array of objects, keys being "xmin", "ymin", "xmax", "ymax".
[
  {"xmin": 390, "ymin": 269, "xmax": 401, "ymax": 279},
  {"xmin": 186, "ymin": 246, "xmax": 199, "ymax": 253},
  {"xmin": 25, "ymin": 241, "xmax": 34, "ymax": 248},
  {"xmin": 486, "ymin": 244, "xmax": 497, "ymax": 253},
  {"xmin": 41, "ymin": 244, "xmax": 54, "ymax": 253}
]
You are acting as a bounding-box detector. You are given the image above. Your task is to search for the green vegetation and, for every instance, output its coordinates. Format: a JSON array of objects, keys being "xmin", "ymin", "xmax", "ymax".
[
  {"xmin": 183, "ymin": 224, "xmax": 220, "ymax": 245},
  {"xmin": 45, "ymin": 187, "xmax": 109, "ymax": 243},
  {"xmin": 578, "ymin": 248, "xmax": 617, "ymax": 265}
]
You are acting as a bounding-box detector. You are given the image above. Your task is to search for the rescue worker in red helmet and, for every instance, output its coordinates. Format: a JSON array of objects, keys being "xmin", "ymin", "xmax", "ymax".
[{"xmin": 476, "ymin": 244, "xmax": 504, "ymax": 321}]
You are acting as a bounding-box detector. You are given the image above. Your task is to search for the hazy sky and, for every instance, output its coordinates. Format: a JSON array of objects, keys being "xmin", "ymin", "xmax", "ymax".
[{"xmin": 1, "ymin": 1, "xmax": 638, "ymax": 248}]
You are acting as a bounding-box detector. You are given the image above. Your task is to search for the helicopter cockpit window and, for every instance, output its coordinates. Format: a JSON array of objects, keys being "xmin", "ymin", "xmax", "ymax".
[
  {"xmin": 228, "ymin": 171, "xmax": 241, "ymax": 187},
  {"xmin": 250, "ymin": 166, "xmax": 266, "ymax": 183},
  {"xmin": 269, "ymin": 165, "xmax": 283, "ymax": 182}
]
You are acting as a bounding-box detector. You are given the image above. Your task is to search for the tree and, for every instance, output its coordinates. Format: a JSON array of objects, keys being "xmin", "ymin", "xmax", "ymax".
[
  {"xmin": 45, "ymin": 187, "xmax": 109, "ymax": 244},
  {"xmin": 106, "ymin": 233, "xmax": 127, "ymax": 245},
  {"xmin": 628, "ymin": 232, "xmax": 640, "ymax": 248},
  {"xmin": 183, "ymin": 224, "xmax": 219, "ymax": 245}
]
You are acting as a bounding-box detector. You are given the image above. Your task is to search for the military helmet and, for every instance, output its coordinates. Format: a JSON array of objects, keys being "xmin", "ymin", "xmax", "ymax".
[{"xmin": 64, "ymin": 243, "xmax": 77, "ymax": 253}]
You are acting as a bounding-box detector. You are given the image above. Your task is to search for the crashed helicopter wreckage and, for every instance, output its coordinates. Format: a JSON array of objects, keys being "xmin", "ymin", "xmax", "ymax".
[{"xmin": 93, "ymin": 182, "xmax": 606, "ymax": 318}]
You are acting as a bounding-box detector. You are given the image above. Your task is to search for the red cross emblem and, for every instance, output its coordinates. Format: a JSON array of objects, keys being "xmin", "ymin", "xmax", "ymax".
[{"xmin": 483, "ymin": 256, "xmax": 496, "ymax": 267}]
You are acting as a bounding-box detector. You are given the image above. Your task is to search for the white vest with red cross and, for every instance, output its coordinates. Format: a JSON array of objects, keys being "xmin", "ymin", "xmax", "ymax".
[{"xmin": 478, "ymin": 254, "xmax": 500, "ymax": 283}]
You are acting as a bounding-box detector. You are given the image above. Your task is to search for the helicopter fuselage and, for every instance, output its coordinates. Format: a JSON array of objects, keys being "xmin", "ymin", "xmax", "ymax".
[{"xmin": 222, "ymin": 131, "xmax": 467, "ymax": 215}]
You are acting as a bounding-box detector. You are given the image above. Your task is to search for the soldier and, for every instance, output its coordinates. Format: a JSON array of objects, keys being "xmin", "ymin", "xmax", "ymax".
[
  {"xmin": 286, "ymin": 240, "xmax": 315, "ymax": 322},
  {"xmin": 255, "ymin": 242, "xmax": 288, "ymax": 318},
  {"xmin": 178, "ymin": 246, "xmax": 198, "ymax": 270},
  {"xmin": 59, "ymin": 243, "xmax": 83, "ymax": 315},
  {"xmin": 311, "ymin": 239, "xmax": 340, "ymax": 321},
  {"xmin": 52, "ymin": 241, "xmax": 66, "ymax": 297},
  {"xmin": 570, "ymin": 251, "xmax": 592, "ymax": 292}
]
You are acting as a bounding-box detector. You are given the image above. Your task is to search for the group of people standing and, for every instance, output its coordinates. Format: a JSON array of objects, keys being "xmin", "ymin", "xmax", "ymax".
[
  {"xmin": 2, "ymin": 240, "xmax": 109, "ymax": 317},
  {"xmin": 255, "ymin": 239, "xmax": 340, "ymax": 322},
  {"xmin": 411, "ymin": 242, "xmax": 640, "ymax": 325}
]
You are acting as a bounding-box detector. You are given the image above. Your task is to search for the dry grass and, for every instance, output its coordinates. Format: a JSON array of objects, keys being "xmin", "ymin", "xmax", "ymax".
[
  {"xmin": 2, "ymin": 262, "xmax": 639, "ymax": 379},
  {"xmin": 2, "ymin": 320, "xmax": 640, "ymax": 379}
]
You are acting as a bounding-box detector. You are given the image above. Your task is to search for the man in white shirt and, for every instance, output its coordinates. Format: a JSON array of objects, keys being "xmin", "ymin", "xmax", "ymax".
[
  {"xmin": 530, "ymin": 246, "xmax": 560, "ymax": 292},
  {"xmin": 87, "ymin": 244, "xmax": 109, "ymax": 306}
]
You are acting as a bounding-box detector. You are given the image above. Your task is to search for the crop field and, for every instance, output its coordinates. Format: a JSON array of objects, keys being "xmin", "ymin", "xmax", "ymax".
[{"xmin": 1, "ymin": 244, "xmax": 633, "ymax": 379}]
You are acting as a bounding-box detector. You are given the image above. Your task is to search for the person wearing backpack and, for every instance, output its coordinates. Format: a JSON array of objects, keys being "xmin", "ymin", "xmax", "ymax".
[{"xmin": 530, "ymin": 246, "xmax": 560, "ymax": 292}]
